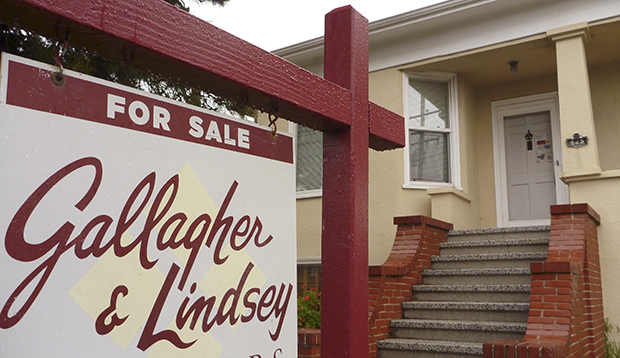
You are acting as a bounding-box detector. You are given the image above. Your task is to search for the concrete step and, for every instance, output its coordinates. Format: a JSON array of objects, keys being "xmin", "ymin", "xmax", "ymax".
[
  {"xmin": 378, "ymin": 338, "xmax": 482, "ymax": 358},
  {"xmin": 439, "ymin": 238, "xmax": 549, "ymax": 255},
  {"xmin": 447, "ymin": 226, "xmax": 549, "ymax": 243},
  {"xmin": 377, "ymin": 227, "xmax": 547, "ymax": 358},
  {"xmin": 411, "ymin": 284, "xmax": 530, "ymax": 302},
  {"xmin": 431, "ymin": 253, "xmax": 547, "ymax": 269},
  {"xmin": 422, "ymin": 268, "xmax": 530, "ymax": 285},
  {"xmin": 389, "ymin": 319, "xmax": 527, "ymax": 343},
  {"xmin": 402, "ymin": 301, "xmax": 529, "ymax": 321}
]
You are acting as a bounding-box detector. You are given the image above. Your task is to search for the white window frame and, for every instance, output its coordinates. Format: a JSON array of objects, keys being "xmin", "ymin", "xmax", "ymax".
[{"xmin": 402, "ymin": 72, "xmax": 461, "ymax": 190}]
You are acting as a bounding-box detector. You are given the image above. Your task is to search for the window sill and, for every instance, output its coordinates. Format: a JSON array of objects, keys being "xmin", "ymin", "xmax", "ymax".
[
  {"xmin": 297, "ymin": 257, "xmax": 321, "ymax": 265},
  {"xmin": 403, "ymin": 182, "xmax": 461, "ymax": 190},
  {"xmin": 296, "ymin": 189, "xmax": 322, "ymax": 199}
]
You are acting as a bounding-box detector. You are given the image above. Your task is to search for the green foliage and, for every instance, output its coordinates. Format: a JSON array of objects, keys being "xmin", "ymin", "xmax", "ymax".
[
  {"xmin": 606, "ymin": 318, "xmax": 620, "ymax": 358},
  {"xmin": 165, "ymin": 0, "xmax": 229, "ymax": 12},
  {"xmin": 297, "ymin": 286, "xmax": 321, "ymax": 329},
  {"xmin": 0, "ymin": 0, "xmax": 254, "ymax": 119}
]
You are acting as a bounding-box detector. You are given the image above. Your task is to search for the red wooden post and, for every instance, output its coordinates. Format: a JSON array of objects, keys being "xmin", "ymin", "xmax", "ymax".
[{"xmin": 322, "ymin": 6, "xmax": 369, "ymax": 358}]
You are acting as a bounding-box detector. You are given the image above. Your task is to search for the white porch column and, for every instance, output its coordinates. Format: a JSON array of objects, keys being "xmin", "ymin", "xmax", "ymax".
[{"xmin": 548, "ymin": 23, "xmax": 601, "ymax": 179}]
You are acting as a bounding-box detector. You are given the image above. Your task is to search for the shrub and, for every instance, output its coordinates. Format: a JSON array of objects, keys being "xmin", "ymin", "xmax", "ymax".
[
  {"xmin": 606, "ymin": 318, "xmax": 620, "ymax": 358},
  {"xmin": 297, "ymin": 285, "xmax": 321, "ymax": 328}
]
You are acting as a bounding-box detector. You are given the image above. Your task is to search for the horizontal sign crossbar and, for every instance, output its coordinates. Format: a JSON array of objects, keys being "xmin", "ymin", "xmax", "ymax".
[{"xmin": 0, "ymin": 0, "xmax": 404, "ymax": 150}]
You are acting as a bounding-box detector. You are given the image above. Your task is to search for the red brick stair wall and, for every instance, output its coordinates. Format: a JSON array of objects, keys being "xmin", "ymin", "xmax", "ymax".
[
  {"xmin": 484, "ymin": 203, "xmax": 605, "ymax": 358},
  {"xmin": 367, "ymin": 215, "xmax": 453, "ymax": 358},
  {"xmin": 296, "ymin": 215, "xmax": 452, "ymax": 358}
]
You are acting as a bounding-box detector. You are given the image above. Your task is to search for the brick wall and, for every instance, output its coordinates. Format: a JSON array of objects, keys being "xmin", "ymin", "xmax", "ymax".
[
  {"xmin": 298, "ymin": 328, "xmax": 321, "ymax": 358},
  {"xmin": 484, "ymin": 203, "xmax": 604, "ymax": 358},
  {"xmin": 367, "ymin": 216, "xmax": 453, "ymax": 358}
]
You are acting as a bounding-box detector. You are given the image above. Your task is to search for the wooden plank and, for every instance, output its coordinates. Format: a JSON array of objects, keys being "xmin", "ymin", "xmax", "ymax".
[
  {"xmin": 0, "ymin": 0, "xmax": 349, "ymax": 130},
  {"xmin": 369, "ymin": 102, "xmax": 406, "ymax": 151}
]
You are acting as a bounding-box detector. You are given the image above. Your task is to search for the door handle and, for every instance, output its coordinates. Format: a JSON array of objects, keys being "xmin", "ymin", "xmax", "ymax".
[{"xmin": 526, "ymin": 130, "xmax": 533, "ymax": 151}]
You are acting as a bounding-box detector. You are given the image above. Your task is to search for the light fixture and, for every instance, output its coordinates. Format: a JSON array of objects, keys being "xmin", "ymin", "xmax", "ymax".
[{"xmin": 509, "ymin": 61, "xmax": 519, "ymax": 73}]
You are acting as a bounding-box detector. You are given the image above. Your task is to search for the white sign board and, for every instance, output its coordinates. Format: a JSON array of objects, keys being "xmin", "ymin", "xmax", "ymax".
[{"xmin": 0, "ymin": 54, "xmax": 296, "ymax": 357}]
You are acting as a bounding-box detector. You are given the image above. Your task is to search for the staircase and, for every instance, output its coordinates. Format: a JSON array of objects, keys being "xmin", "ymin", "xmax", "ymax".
[{"xmin": 377, "ymin": 226, "xmax": 550, "ymax": 358}]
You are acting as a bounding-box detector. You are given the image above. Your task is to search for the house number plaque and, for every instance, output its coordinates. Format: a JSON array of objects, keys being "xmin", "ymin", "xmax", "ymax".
[{"xmin": 566, "ymin": 133, "xmax": 588, "ymax": 148}]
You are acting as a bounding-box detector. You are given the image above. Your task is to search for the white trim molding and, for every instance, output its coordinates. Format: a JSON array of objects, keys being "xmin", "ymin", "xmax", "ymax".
[{"xmin": 296, "ymin": 189, "xmax": 322, "ymax": 199}]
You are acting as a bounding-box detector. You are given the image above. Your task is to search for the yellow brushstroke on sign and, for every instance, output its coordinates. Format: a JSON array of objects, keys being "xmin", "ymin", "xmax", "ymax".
[{"xmin": 68, "ymin": 235, "xmax": 165, "ymax": 349}]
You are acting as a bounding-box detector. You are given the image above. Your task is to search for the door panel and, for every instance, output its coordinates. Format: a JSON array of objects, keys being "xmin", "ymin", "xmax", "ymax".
[{"xmin": 504, "ymin": 111, "xmax": 556, "ymax": 221}]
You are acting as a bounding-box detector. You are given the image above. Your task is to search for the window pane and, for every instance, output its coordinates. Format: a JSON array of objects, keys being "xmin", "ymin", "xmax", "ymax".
[
  {"xmin": 410, "ymin": 130, "xmax": 449, "ymax": 182},
  {"xmin": 297, "ymin": 265, "xmax": 322, "ymax": 296},
  {"xmin": 408, "ymin": 79, "xmax": 449, "ymax": 129},
  {"xmin": 296, "ymin": 125, "xmax": 323, "ymax": 191}
]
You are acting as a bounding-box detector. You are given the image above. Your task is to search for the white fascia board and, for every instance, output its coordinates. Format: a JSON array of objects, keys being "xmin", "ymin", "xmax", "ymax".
[{"xmin": 274, "ymin": 0, "xmax": 620, "ymax": 74}]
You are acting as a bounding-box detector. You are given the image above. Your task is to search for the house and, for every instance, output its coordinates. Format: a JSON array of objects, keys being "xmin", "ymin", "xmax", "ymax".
[{"xmin": 275, "ymin": 0, "xmax": 620, "ymax": 345}]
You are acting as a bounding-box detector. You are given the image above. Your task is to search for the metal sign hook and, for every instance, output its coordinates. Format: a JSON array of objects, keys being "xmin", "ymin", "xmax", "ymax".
[
  {"xmin": 52, "ymin": 39, "xmax": 69, "ymax": 86},
  {"xmin": 268, "ymin": 112, "xmax": 278, "ymax": 140}
]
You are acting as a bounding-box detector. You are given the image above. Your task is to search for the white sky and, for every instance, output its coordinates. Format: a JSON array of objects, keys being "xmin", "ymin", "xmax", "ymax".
[{"xmin": 191, "ymin": 0, "xmax": 447, "ymax": 52}]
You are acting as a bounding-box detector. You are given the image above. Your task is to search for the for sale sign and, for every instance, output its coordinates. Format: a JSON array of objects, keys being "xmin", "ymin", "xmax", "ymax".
[{"xmin": 0, "ymin": 54, "xmax": 296, "ymax": 357}]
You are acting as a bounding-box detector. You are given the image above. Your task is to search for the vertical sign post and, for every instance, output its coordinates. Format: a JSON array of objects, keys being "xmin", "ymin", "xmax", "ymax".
[{"xmin": 322, "ymin": 6, "xmax": 370, "ymax": 358}]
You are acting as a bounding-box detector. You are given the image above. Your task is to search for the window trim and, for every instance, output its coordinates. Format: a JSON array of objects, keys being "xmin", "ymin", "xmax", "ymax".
[
  {"xmin": 297, "ymin": 257, "xmax": 321, "ymax": 265},
  {"xmin": 297, "ymin": 189, "xmax": 322, "ymax": 199},
  {"xmin": 402, "ymin": 72, "xmax": 461, "ymax": 190}
]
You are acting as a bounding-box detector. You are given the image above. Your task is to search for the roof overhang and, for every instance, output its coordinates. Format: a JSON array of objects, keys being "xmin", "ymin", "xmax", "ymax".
[{"xmin": 275, "ymin": 0, "xmax": 620, "ymax": 80}]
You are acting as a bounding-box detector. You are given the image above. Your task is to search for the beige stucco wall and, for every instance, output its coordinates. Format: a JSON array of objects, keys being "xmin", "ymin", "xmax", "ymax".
[
  {"xmin": 590, "ymin": 61, "xmax": 620, "ymax": 171},
  {"xmin": 296, "ymin": 197, "xmax": 322, "ymax": 258},
  {"xmin": 474, "ymin": 74, "xmax": 559, "ymax": 228},
  {"xmin": 569, "ymin": 177, "xmax": 620, "ymax": 331},
  {"xmin": 454, "ymin": 75, "xmax": 481, "ymax": 229}
]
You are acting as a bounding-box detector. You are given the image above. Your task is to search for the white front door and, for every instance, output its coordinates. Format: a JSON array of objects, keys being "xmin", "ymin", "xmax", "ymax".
[
  {"xmin": 492, "ymin": 93, "xmax": 569, "ymax": 227},
  {"xmin": 504, "ymin": 112, "xmax": 555, "ymax": 221}
]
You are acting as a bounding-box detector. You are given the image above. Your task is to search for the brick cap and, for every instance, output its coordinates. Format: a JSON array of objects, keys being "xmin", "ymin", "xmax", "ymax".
[
  {"xmin": 393, "ymin": 215, "xmax": 453, "ymax": 230},
  {"xmin": 530, "ymin": 261, "xmax": 580, "ymax": 274},
  {"xmin": 550, "ymin": 203, "xmax": 600, "ymax": 225},
  {"xmin": 298, "ymin": 328, "xmax": 321, "ymax": 346},
  {"xmin": 369, "ymin": 263, "xmax": 411, "ymax": 276}
]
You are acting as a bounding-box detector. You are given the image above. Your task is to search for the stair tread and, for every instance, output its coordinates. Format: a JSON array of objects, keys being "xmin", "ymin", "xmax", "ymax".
[
  {"xmin": 390, "ymin": 319, "xmax": 528, "ymax": 331},
  {"xmin": 402, "ymin": 301, "xmax": 529, "ymax": 311},
  {"xmin": 448, "ymin": 226, "xmax": 550, "ymax": 237},
  {"xmin": 378, "ymin": 338, "xmax": 483, "ymax": 354},
  {"xmin": 423, "ymin": 268, "xmax": 530, "ymax": 276},
  {"xmin": 441, "ymin": 238, "xmax": 549, "ymax": 248},
  {"xmin": 412, "ymin": 284, "xmax": 530, "ymax": 292},
  {"xmin": 432, "ymin": 252, "xmax": 546, "ymax": 261}
]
